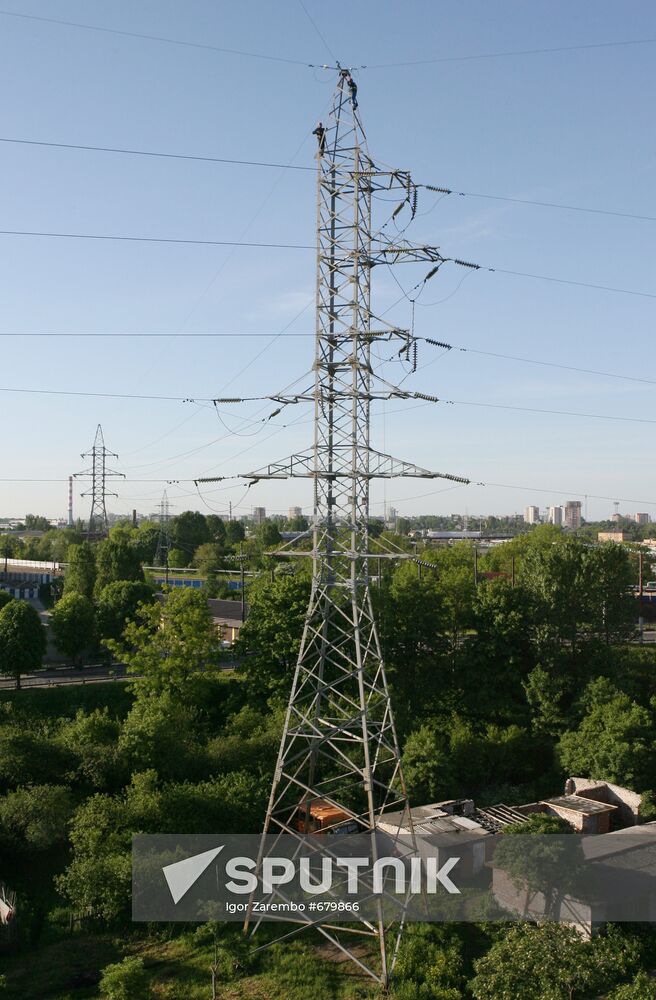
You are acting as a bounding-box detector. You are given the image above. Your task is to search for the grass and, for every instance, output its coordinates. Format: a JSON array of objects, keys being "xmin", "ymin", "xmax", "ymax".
[
  {"xmin": 0, "ymin": 928, "xmax": 391, "ymax": 1000},
  {"xmin": 0, "ymin": 681, "xmax": 135, "ymax": 720}
]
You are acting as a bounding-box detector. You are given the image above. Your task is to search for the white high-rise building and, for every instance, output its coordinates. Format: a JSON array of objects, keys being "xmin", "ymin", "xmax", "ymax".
[
  {"xmin": 253, "ymin": 506, "xmax": 266, "ymax": 525},
  {"xmin": 288, "ymin": 506, "xmax": 302, "ymax": 520},
  {"xmin": 548, "ymin": 506, "xmax": 563, "ymax": 526},
  {"xmin": 524, "ymin": 506, "xmax": 540, "ymax": 525},
  {"xmin": 564, "ymin": 500, "xmax": 582, "ymax": 530}
]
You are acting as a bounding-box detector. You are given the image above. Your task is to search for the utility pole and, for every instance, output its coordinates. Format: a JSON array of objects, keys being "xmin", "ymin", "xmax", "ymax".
[
  {"xmin": 74, "ymin": 425, "xmax": 124, "ymax": 539},
  {"xmin": 155, "ymin": 490, "xmax": 171, "ymax": 584},
  {"xmin": 198, "ymin": 70, "xmax": 469, "ymax": 987},
  {"xmin": 239, "ymin": 541, "xmax": 245, "ymax": 622}
]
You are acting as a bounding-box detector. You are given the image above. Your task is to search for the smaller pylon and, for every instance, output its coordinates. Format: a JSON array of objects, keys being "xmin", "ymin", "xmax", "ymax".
[
  {"xmin": 154, "ymin": 490, "xmax": 171, "ymax": 583},
  {"xmin": 74, "ymin": 425, "xmax": 124, "ymax": 539}
]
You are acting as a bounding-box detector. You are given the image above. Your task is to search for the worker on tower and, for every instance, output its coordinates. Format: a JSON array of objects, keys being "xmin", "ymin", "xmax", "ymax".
[
  {"xmin": 345, "ymin": 73, "xmax": 358, "ymax": 110},
  {"xmin": 312, "ymin": 121, "xmax": 326, "ymax": 155}
]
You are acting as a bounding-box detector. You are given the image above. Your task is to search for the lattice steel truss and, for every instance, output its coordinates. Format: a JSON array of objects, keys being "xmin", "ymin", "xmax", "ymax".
[
  {"xmin": 201, "ymin": 71, "xmax": 469, "ymax": 986},
  {"xmin": 74, "ymin": 424, "xmax": 124, "ymax": 539},
  {"xmin": 154, "ymin": 489, "xmax": 171, "ymax": 573}
]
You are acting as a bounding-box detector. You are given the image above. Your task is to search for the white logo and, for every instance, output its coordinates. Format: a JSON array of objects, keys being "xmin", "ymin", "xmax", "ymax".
[{"xmin": 163, "ymin": 846, "xmax": 224, "ymax": 904}]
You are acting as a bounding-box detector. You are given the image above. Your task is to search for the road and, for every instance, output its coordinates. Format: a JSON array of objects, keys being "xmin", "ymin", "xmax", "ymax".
[{"xmin": 0, "ymin": 660, "xmax": 239, "ymax": 690}]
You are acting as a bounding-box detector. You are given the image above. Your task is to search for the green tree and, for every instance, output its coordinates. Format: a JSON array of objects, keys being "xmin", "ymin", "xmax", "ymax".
[
  {"xmin": 56, "ymin": 708, "xmax": 123, "ymax": 790},
  {"xmin": 96, "ymin": 580, "xmax": 156, "ymax": 642},
  {"xmin": 171, "ymin": 510, "xmax": 210, "ymax": 552},
  {"xmin": 394, "ymin": 924, "xmax": 465, "ymax": 999},
  {"xmin": 493, "ymin": 814, "xmax": 578, "ymax": 919},
  {"xmin": 286, "ymin": 515, "xmax": 309, "ymax": 532},
  {"xmin": 24, "ymin": 514, "xmax": 51, "ymax": 532},
  {"xmin": 236, "ymin": 573, "xmax": 310, "ymax": 700},
  {"xmin": 107, "ymin": 589, "xmax": 221, "ymax": 696},
  {"xmin": 0, "ymin": 727, "xmax": 73, "ymax": 791},
  {"xmin": 463, "ymin": 581, "xmax": 536, "ymax": 724},
  {"xmin": 64, "ymin": 542, "xmax": 97, "ymax": 598},
  {"xmin": 167, "ymin": 547, "xmax": 187, "ymax": 568},
  {"xmin": 118, "ymin": 693, "xmax": 205, "ymax": 780},
  {"xmin": 471, "ymin": 923, "xmax": 640, "ymax": 1000},
  {"xmin": 558, "ymin": 685, "xmax": 656, "ymax": 791},
  {"xmin": 95, "ymin": 537, "xmax": 144, "ymax": 595},
  {"xmin": 132, "ymin": 522, "xmax": 161, "ymax": 564},
  {"xmin": 50, "ymin": 592, "xmax": 96, "ymax": 663},
  {"xmin": 99, "ymin": 958, "xmax": 150, "ymax": 1000},
  {"xmin": 225, "ymin": 520, "xmax": 245, "ymax": 546},
  {"xmin": 0, "ymin": 600, "xmax": 46, "ymax": 687},
  {"xmin": 609, "ymin": 972, "xmax": 656, "ymax": 999},
  {"xmin": 193, "ymin": 542, "xmax": 225, "ymax": 578},
  {"xmin": 402, "ymin": 724, "xmax": 454, "ymax": 803},
  {"xmin": 0, "ymin": 591, "xmax": 14, "ymax": 612},
  {"xmin": 0, "ymin": 784, "xmax": 73, "ymax": 851},
  {"xmin": 376, "ymin": 561, "xmax": 452, "ymax": 733},
  {"xmin": 256, "ymin": 519, "xmax": 282, "ymax": 548},
  {"xmin": 205, "ymin": 514, "xmax": 227, "ymax": 546}
]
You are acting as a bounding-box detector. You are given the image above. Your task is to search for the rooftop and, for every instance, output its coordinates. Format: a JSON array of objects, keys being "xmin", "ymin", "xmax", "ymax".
[{"xmin": 542, "ymin": 794, "xmax": 618, "ymax": 816}]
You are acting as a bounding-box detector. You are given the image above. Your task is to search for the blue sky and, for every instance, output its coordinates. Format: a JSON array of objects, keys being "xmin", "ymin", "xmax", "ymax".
[{"xmin": 1, "ymin": 0, "xmax": 655, "ymax": 523}]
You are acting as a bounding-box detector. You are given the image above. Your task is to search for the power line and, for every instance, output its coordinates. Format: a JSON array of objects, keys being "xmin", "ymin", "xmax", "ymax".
[
  {"xmin": 5, "ymin": 476, "xmax": 656, "ymax": 511},
  {"xmin": 450, "ymin": 345, "xmax": 656, "ymax": 386},
  {"xmin": 4, "ymin": 9, "xmax": 653, "ymax": 70},
  {"xmin": 442, "ymin": 398, "xmax": 656, "ymax": 426},
  {"xmin": 1, "ymin": 227, "xmax": 654, "ymax": 300},
  {"xmin": 367, "ymin": 37, "xmax": 656, "ymax": 68},
  {"xmin": 1, "ymin": 333, "xmax": 652, "ymax": 388},
  {"xmin": 429, "ymin": 186, "xmax": 656, "ymax": 224},
  {"xmin": 0, "ymin": 136, "xmax": 314, "ymax": 171},
  {"xmin": 5, "ymin": 136, "xmax": 656, "ymax": 226},
  {"xmin": 2, "ymin": 382, "xmax": 654, "ymax": 429},
  {"xmin": 384, "ymin": 479, "xmax": 656, "ymax": 509},
  {"xmin": 297, "ymin": 0, "xmax": 338, "ymax": 64},
  {"xmin": 0, "ymin": 8, "xmax": 314, "ymax": 66},
  {"xmin": 486, "ymin": 265, "xmax": 656, "ymax": 300},
  {"xmin": 0, "ymin": 229, "xmax": 313, "ymax": 250},
  {"xmin": 0, "ymin": 386, "xmax": 205, "ymax": 402},
  {"xmin": 0, "ymin": 332, "xmax": 318, "ymax": 338}
]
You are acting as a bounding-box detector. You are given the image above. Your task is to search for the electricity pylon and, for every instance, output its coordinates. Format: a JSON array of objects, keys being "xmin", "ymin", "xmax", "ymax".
[
  {"xmin": 154, "ymin": 490, "xmax": 171, "ymax": 582},
  {"xmin": 199, "ymin": 69, "xmax": 469, "ymax": 987},
  {"xmin": 74, "ymin": 425, "xmax": 124, "ymax": 539}
]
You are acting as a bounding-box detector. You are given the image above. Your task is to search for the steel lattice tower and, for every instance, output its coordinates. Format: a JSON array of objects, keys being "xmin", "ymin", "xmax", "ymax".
[
  {"xmin": 154, "ymin": 490, "xmax": 171, "ymax": 579},
  {"xmin": 74, "ymin": 425, "xmax": 124, "ymax": 539},
  {"xmin": 200, "ymin": 70, "xmax": 469, "ymax": 986}
]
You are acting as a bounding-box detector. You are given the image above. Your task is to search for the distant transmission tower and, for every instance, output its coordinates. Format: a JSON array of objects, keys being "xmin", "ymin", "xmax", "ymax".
[
  {"xmin": 154, "ymin": 490, "xmax": 171, "ymax": 582},
  {"xmin": 199, "ymin": 69, "xmax": 469, "ymax": 986},
  {"xmin": 74, "ymin": 425, "xmax": 124, "ymax": 539}
]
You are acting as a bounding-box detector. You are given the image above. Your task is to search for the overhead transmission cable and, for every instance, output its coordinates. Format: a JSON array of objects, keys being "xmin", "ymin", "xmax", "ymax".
[
  {"xmin": 0, "ymin": 383, "xmax": 655, "ymax": 427},
  {"xmin": 2, "ymin": 331, "xmax": 651, "ymax": 387},
  {"xmin": 366, "ymin": 37, "xmax": 656, "ymax": 68},
  {"xmin": 0, "ymin": 227, "xmax": 653, "ymax": 300},
  {"xmin": 0, "ymin": 8, "xmax": 316, "ymax": 66},
  {"xmin": 2, "ymin": 136, "xmax": 655, "ymax": 225},
  {"xmin": 2, "ymin": 10, "xmax": 652, "ymax": 69}
]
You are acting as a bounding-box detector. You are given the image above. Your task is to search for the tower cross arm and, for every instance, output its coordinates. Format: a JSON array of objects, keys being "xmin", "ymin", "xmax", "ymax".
[
  {"xmin": 368, "ymin": 243, "xmax": 447, "ymax": 265},
  {"xmin": 198, "ymin": 450, "xmax": 469, "ymax": 484}
]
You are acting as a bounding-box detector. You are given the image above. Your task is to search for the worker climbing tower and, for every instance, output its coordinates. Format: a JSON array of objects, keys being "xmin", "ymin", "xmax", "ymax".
[{"xmin": 200, "ymin": 69, "xmax": 469, "ymax": 986}]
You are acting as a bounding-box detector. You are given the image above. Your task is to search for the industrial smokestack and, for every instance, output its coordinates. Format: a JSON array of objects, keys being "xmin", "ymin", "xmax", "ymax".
[{"xmin": 132, "ymin": 509, "xmax": 138, "ymax": 528}]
